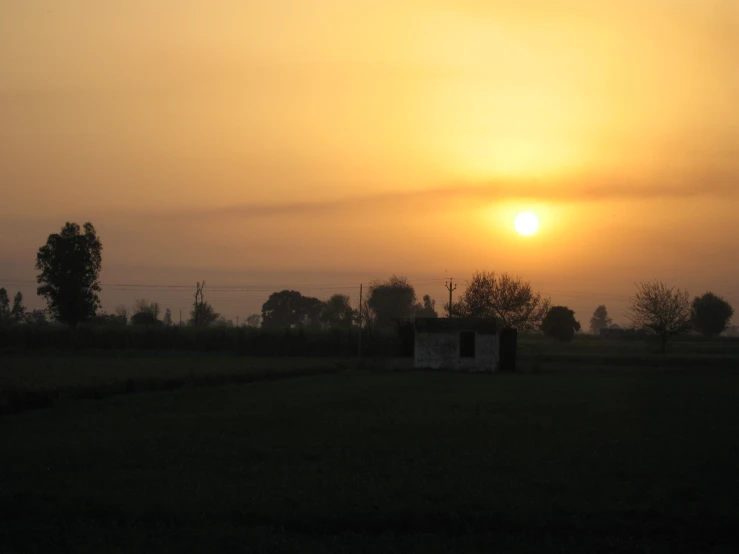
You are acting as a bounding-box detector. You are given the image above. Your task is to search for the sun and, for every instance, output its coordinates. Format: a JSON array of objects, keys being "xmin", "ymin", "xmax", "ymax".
[{"xmin": 514, "ymin": 212, "xmax": 539, "ymax": 236}]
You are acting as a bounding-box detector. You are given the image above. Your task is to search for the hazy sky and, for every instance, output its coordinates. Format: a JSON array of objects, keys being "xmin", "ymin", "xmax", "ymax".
[{"xmin": 2, "ymin": 0, "xmax": 738, "ymax": 323}]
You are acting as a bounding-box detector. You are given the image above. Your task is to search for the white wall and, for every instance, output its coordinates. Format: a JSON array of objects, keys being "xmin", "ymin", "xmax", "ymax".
[{"xmin": 414, "ymin": 331, "xmax": 499, "ymax": 372}]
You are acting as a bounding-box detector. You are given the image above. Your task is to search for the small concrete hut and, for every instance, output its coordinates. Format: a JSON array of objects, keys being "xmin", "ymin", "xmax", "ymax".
[{"xmin": 414, "ymin": 318, "xmax": 500, "ymax": 371}]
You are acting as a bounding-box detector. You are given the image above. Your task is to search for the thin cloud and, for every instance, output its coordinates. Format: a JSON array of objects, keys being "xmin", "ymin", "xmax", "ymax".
[{"xmin": 138, "ymin": 177, "xmax": 739, "ymax": 220}]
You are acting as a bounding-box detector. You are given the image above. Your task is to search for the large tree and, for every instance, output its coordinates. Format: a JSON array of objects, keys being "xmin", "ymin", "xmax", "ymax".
[
  {"xmin": 589, "ymin": 305, "xmax": 612, "ymax": 334},
  {"xmin": 36, "ymin": 222, "xmax": 103, "ymax": 326},
  {"xmin": 366, "ymin": 275, "xmax": 417, "ymax": 329},
  {"xmin": 542, "ymin": 306, "xmax": 581, "ymax": 342},
  {"xmin": 628, "ymin": 281, "xmax": 691, "ymax": 353},
  {"xmin": 691, "ymin": 293, "xmax": 734, "ymax": 337},
  {"xmin": 459, "ymin": 271, "xmax": 550, "ymax": 331},
  {"xmin": 261, "ymin": 290, "xmax": 325, "ymax": 329},
  {"xmin": 321, "ymin": 294, "xmax": 356, "ymax": 328}
]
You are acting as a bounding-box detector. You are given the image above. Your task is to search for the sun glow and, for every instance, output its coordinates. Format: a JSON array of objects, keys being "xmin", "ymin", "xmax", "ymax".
[{"xmin": 514, "ymin": 212, "xmax": 539, "ymax": 236}]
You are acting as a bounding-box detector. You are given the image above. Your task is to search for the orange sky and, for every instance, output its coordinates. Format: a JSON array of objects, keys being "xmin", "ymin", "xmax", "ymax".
[{"xmin": 1, "ymin": 0, "xmax": 738, "ymax": 323}]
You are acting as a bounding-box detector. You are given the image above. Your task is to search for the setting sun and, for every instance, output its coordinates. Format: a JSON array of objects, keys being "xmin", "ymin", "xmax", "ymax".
[{"xmin": 514, "ymin": 212, "xmax": 539, "ymax": 236}]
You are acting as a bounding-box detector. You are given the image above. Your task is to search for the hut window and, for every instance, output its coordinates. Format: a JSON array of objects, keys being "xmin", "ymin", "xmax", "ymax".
[{"xmin": 460, "ymin": 331, "xmax": 475, "ymax": 358}]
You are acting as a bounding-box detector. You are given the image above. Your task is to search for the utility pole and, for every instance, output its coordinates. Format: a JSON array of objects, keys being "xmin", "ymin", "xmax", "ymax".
[
  {"xmin": 236, "ymin": 315, "xmax": 239, "ymax": 327},
  {"xmin": 358, "ymin": 284, "xmax": 363, "ymax": 361},
  {"xmin": 179, "ymin": 309, "xmax": 182, "ymax": 327},
  {"xmin": 445, "ymin": 278, "xmax": 457, "ymax": 318}
]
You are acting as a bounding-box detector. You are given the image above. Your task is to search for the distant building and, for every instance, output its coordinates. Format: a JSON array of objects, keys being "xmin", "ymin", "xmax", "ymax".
[{"xmin": 414, "ymin": 318, "xmax": 501, "ymax": 371}]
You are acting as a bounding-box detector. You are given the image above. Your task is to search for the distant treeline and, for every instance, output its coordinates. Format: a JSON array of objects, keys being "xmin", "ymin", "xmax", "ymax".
[
  {"xmin": 2, "ymin": 221, "xmax": 736, "ymax": 355},
  {"xmin": 0, "ymin": 324, "xmax": 415, "ymax": 358}
]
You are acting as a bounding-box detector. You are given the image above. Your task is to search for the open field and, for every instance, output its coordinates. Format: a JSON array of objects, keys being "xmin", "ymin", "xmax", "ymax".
[
  {"xmin": 2, "ymin": 334, "xmax": 739, "ymax": 413},
  {"xmin": 0, "ymin": 355, "xmax": 352, "ymax": 414},
  {"xmin": 2, "ymin": 367, "xmax": 738, "ymax": 553}
]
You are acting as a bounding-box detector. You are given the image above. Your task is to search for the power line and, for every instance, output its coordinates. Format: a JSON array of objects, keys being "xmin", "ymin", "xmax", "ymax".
[{"xmin": 4, "ymin": 277, "xmax": 736, "ymax": 312}]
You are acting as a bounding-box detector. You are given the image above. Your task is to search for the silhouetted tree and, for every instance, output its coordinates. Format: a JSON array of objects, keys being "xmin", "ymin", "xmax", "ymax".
[
  {"xmin": 321, "ymin": 294, "xmax": 355, "ymax": 328},
  {"xmin": 444, "ymin": 299, "xmax": 465, "ymax": 318},
  {"xmin": 134, "ymin": 299, "xmax": 160, "ymax": 319},
  {"xmin": 459, "ymin": 271, "xmax": 550, "ymax": 331},
  {"xmin": 246, "ymin": 313, "xmax": 261, "ymax": 327},
  {"xmin": 25, "ymin": 309, "xmax": 48, "ymax": 325},
  {"xmin": 190, "ymin": 303, "xmax": 218, "ymax": 327},
  {"xmin": 189, "ymin": 281, "xmax": 219, "ymax": 327},
  {"xmin": 35, "ymin": 222, "xmax": 102, "ymax": 326},
  {"xmin": 691, "ymin": 293, "xmax": 734, "ymax": 337},
  {"xmin": 367, "ymin": 275, "xmax": 417, "ymax": 329},
  {"xmin": 542, "ymin": 306, "xmax": 581, "ymax": 342},
  {"xmin": 629, "ymin": 281, "xmax": 691, "ymax": 353},
  {"xmin": 589, "ymin": 305, "xmax": 612, "ymax": 334},
  {"xmin": 0, "ymin": 288, "xmax": 10, "ymax": 324},
  {"xmin": 414, "ymin": 295, "xmax": 438, "ymax": 318},
  {"xmin": 163, "ymin": 308, "xmax": 173, "ymax": 326},
  {"xmin": 131, "ymin": 299, "xmax": 162, "ymax": 325},
  {"xmin": 10, "ymin": 292, "xmax": 26, "ymax": 324},
  {"xmin": 131, "ymin": 312, "xmax": 161, "ymax": 325},
  {"xmin": 261, "ymin": 291, "xmax": 297, "ymax": 328},
  {"xmin": 261, "ymin": 290, "xmax": 325, "ymax": 329},
  {"xmin": 213, "ymin": 316, "xmax": 234, "ymax": 328},
  {"xmin": 302, "ymin": 296, "xmax": 325, "ymax": 327},
  {"xmin": 92, "ymin": 311, "xmax": 128, "ymax": 326},
  {"xmin": 115, "ymin": 305, "xmax": 129, "ymax": 325}
]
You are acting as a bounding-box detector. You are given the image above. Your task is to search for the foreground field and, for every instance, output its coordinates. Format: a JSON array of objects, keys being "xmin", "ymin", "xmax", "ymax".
[
  {"xmin": 2, "ymin": 368, "xmax": 738, "ymax": 553},
  {"xmin": 0, "ymin": 355, "xmax": 353, "ymax": 414}
]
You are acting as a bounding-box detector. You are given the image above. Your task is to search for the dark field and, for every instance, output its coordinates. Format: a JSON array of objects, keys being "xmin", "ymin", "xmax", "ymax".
[
  {"xmin": 2, "ymin": 362, "xmax": 738, "ymax": 553},
  {"xmin": 0, "ymin": 355, "xmax": 350, "ymax": 414}
]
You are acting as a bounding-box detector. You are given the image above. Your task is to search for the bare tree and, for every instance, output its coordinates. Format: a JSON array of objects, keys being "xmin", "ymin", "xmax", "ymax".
[
  {"xmin": 459, "ymin": 271, "xmax": 550, "ymax": 331},
  {"xmin": 163, "ymin": 308, "xmax": 173, "ymax": 327},
  {"xmin": 628, "ymin": 281, "xmax": 691, "ymax": 353},
  {"xmin": 189, "ymin": 281, "xmax": 219, "ymax": 327},
  {"xmin": 114, "ymin": 305, "xmax": 129, "ymax": 325}
]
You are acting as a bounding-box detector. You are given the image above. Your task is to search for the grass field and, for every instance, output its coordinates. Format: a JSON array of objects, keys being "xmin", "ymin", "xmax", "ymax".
[
  {"xmin": 2, "ymin": 365, "xmax": 738, "ymax": 553},
  {"xmin": 0, "ymin": 355, "xmax": 353, "ymax": 414},
  {"xmin": 3, "ymin": 335, "xmax": 738, "ymax": 408}
]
